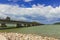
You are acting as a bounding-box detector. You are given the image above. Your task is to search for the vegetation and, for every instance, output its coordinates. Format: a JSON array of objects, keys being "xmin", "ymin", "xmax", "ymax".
[
  {"xmin": 6, "ymin": 16, "xmax": 10, "ymax": 21},
  {"xmin": 54, "ymin": 22, "xmax": 60, "ymax": 24}
]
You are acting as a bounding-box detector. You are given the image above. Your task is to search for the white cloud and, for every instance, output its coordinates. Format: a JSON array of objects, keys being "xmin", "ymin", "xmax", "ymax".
[
  {"xmin": 32, "ymin": 4, "xmax": 60, "ymax": 19},
  {"xmin": 8, "ymin": 0, "xmax": 21, "ymax": 2},
  {"xmin": 0, "ymin": 4, "xmax": 60, "ymax": 23},
  {"xmin": 8, "ymin": 0, "xmax": 32, "ymax": 2},
  {"xmin": 24, "ymin": 0, "xmax": 33, "ymax": 2}
]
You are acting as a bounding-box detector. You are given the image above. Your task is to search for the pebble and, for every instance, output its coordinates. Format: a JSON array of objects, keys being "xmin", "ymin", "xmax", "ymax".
[{"xmin": 0, "ymin": 32, "xmax": 59, "ymax": 40}]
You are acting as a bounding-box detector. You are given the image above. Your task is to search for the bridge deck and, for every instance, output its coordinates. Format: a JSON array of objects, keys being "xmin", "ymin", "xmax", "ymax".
[
  {"xmin": 0, "ymin": 19, "xmax": 43, "ymax": 27},
  {"xmin": 0, "ymin": 19, "xmax": 32, "ymax": 24}
]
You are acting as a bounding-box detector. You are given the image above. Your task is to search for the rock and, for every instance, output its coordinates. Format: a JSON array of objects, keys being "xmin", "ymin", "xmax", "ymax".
[
  {"xmin": 0, "ymin": 35, "xmax": 7, "ymax": 40},
  {"xmin": 0, "ymin": 32, "xmax": 59, "ymax": 40}
]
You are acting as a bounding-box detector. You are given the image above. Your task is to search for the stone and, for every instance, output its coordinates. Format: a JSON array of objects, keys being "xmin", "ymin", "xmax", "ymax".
[{"xmin": 0, "ymin": 35, "xmax": 7, "ymax": 40}]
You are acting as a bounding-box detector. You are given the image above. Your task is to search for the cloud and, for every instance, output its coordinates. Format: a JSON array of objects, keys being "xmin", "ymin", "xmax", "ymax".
[
  {"xmin": 23, "ymin": 0, "xmax": 33, "ymax": 2},
  {"xmin": 8, "ymin": 0, "xmax": 32, "ymax": 2},
  {"xmin": 0, "ymin": 4, "xmax": 60, "ymax": 24},
  {"xmin": 8, "ymin": 0, "xmax": 21, "ymax": 2},
  {"xmin": 32, "ymin": 4, "xmax": 60, "ymax": 18}
]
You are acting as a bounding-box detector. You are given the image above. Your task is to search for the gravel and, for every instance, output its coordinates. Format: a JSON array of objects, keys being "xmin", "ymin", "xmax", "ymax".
[{"xmin": 0, "ymin": 32, "xmax": 59, "ymax": 40}]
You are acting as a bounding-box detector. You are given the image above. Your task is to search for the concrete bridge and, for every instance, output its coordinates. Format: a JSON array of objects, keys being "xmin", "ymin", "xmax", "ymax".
[{"xmin": 0, "ymin": 17, "xmax": 43, "ymax": 28}]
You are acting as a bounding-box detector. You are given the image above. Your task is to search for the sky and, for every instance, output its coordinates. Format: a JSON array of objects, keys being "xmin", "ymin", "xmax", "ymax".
[{"xmin": 0, "ymin": 0, "xmax": 60, "ymax": 24}]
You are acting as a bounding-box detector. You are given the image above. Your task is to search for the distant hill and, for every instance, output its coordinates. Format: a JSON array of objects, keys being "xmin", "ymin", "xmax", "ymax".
[
  {"xmin": 54, "ymin": 22, "xmax": 60, "ymax": 24},
  {"xmin": 31, "ymin": 22, "xmax": 44, "ymax": 25}
]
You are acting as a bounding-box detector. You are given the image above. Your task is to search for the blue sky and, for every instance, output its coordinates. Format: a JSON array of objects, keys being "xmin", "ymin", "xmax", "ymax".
[
  {"xmin": 0, "ymin": 0, "xmax": 60, "ymax": 24},
  {"xmin": 0, "ymin": 0, "xmax": 60, "ymax": 7}
]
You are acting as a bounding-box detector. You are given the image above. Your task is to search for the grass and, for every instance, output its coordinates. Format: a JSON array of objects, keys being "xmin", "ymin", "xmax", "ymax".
[{"xmin": 0, "ymin": 25, "xmax": 60, "ymax": 38}]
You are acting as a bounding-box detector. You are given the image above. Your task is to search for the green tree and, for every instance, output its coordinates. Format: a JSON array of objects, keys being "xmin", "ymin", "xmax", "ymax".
[{"xmin": 6, "ymin": 16, "xmax": 10, "ymax": 21}]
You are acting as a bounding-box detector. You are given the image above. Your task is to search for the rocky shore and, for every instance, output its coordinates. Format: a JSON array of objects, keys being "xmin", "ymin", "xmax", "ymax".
[{"xmin": 0, "ymin": 32, "xmax": 59, "ymax": 40}]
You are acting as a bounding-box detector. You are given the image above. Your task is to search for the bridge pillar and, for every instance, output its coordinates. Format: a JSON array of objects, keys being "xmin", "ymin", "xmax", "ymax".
[
  {"xmin": 16, "ymin": 23, "xmax": 25, "ymax": 28},
  {"xmin": 30, "ymin": 24, "xmax": 32, "ymax": 26},
  {"xmin": 22, "ymin": 24, "xmax": 33, "ymax": 27},
  {"xmin": 27, "ymin": 24, "xmax": 32, "ymax": 27},
  {"xmin": 1, "ymin": 23, "xmax": 7, "ymax": 27},
  {"xmin": 24, "ymin": 24, "xmax": 28, "ymax": 27},
  {"xmin": 32, "ymin": 24, "xmax": 35, "ymax": 26},
  {"xmin": 16, "ymin": 23, "xmax": 21, "ymax": 28}
]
